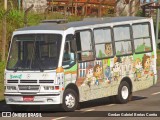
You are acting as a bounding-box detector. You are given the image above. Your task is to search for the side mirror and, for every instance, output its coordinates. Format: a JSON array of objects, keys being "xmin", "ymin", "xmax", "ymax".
[{"xmin": 70, "ymin": 53, "xmax": 74, "ymax": 61}]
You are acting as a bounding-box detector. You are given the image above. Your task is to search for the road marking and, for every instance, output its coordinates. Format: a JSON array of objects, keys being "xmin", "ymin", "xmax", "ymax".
[
  {"xmin": 82, "ymin": 104, "xmax": 116, "ymax": 113},
  {"xmin": 105, "ymin": 104, "xmax": 115, "ymax": 107},
  {"xmin": 81, "ymin": 104, "xmax": 115, "ymax": 113},
  {"xmin": 151, "ymin": 92, "xmax": 160, "ymax": 95},
  {"xmin": 52, "ymin": 116, "xmax": 67, "ymax": 120},
  {"xmin": 81, "ymin": 108, "xmax": 95, "ymax": 113}
]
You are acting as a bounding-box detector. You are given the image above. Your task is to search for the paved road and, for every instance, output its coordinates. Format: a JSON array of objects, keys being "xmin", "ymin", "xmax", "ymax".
[
  {"xmin": 1, "ymin": 80, "xmax": 160, "ymax": 120},
  {"xmin": 42, "ymin": 79, "xmax": 160, "ymax": 120},
  {"xmin": 1, "ymin": 74, "xmax": 160, "ymax": 120}
]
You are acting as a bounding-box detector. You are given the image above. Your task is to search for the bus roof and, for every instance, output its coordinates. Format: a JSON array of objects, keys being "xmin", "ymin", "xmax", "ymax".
[{"xmin": 17, "ymin": 16, "xmax": 149, "ymax": 31}]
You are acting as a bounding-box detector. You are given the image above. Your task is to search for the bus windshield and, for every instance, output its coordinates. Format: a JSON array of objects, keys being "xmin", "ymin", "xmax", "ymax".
[{"xmin": 7, "ymin": 34, "xmax": 62, "ymax": 71}]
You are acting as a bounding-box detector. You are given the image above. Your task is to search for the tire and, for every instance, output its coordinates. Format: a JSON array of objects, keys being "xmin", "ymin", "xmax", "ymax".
[
  {"xmin": 108, "ymin": 95, "xmax": 116, "ymax": 104},
  {"xmin": 9, "ymin": 105, "xmax": 29, "ymax": 112},
  {"xmin": 62, "ymin": 89, "xmax": 78, "ymax": 112},
  {"xmin": 116, "ymin": 81, "xmax": 131, "ymax": 104}
]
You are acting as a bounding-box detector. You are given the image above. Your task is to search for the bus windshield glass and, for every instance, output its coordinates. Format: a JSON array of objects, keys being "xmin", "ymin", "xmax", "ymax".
[{"xmin": 7, "ymin": 34, "xmax": 62, "ymax": 71}]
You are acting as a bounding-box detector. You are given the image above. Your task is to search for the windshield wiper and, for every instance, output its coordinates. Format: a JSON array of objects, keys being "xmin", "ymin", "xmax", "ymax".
[
  {"xmin": 29, "ymin": 35, "xmax": 36, "ymax": 69},
  {"xmin": 35, "ymin": 59, "xmax": 44, "ymax": 72},
  {"xmin": 38, "ymin": 62, "xmax": 44, "ymax": 72},
  {"xmin": 30, "ymin": 35, "xmax": 44, "ymax": 72}
]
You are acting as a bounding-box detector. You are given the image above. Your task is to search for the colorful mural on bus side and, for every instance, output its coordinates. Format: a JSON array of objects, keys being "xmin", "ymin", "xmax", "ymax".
[{"xmin": 63, "ymin": 43, "xmax": 155, "ymax": 102}]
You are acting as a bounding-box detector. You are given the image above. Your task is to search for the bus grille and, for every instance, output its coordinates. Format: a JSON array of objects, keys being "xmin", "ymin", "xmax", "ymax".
[
  {"xmin": 18, "ymin": 85, "xmax": 39, "ymax": 91},
  {"xmin": 7, "ymin": 80, "xmax": 18, "ymax": 83},
  {"xmin": 7, "ymin": 80, "xmax": 54, "ymax": 84},
  {"xmin": 39, "ymin": 80, "xmax": 54, "ymax": 83},
  {"xmin": 20, "ymin": 80, "xmax": 37, "ymax": 83}
]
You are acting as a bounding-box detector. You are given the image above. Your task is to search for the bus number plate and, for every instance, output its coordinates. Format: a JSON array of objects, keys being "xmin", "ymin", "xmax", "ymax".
[{"xmin": 23, "ymin": 96, "xmax": 34, "ymax": 102}]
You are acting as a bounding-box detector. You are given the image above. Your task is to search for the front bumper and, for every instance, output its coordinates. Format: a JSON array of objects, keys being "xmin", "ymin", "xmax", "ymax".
[{"xmin": 4, "ymin": 93, "xmax": 62, "ymax": 105}]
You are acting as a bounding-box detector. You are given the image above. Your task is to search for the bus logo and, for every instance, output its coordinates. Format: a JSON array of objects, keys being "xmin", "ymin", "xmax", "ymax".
[
  {"xmin": 10, "ymin": 74, "xmax": 22, "ymax": 79},
  {"xmin": 27, "ymin": 86, "xmax": 31, "ymax": 90}
]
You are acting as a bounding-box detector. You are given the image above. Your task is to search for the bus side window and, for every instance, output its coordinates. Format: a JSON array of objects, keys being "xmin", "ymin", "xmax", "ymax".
[
  {"xmin": 75, "ymin": 30, "xmax": 94, "ymax": 62},
  {"xmin": 62, "ymin": 34, "xmax": 76, "ymax": 68},
  {"xmin": 113, "ymin": 25, "xmax": 133, "ymax": 56},
  {"xmin": 94, "ymin": 28, "xmax": 113, "ymax": 59}
]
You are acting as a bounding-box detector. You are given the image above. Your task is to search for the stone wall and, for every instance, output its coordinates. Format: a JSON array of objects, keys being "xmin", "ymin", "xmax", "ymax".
[
  {"xmin": 116, "ymin": 0, "xmax": 140, "ymax": 16},
  {"xmin": 22, "ymin": 0, "xmax": 47, "ymax": 13}
]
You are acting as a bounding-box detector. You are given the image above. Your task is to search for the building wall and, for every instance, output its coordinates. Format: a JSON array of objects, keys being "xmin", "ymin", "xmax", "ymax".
[
  {"xmin": 116, "ymin": 0, "xmax": 140, "ymax": 16},
  {"xmin": 23, "ymin": 0, "xmax": 47, "ymax": 13}
]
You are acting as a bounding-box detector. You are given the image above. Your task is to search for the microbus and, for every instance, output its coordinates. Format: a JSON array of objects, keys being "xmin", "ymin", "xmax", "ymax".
[{"xmin": 4, "ymin": 17, "xmax": 157, "ymax": 111}]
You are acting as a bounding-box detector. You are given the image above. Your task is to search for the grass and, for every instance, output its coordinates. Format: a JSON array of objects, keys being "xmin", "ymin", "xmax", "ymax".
[
  {"xmin": 157, "ymin": 50, "xmax": 160, "ymax": 67},
  {"xmin": 0, "ymin": 61, "xmax": 6, "ymax": 101},
  {"xmin": 0, "ymin": 83, "xmax": 4, "ymax": 101}
]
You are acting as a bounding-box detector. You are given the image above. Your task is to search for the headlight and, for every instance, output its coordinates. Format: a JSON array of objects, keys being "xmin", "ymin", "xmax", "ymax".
[
  {"xmin": 49, "ymin": 86, "xmax": 54, "ymax": 90},
  {"xmin": 44, "ymin": 86, "xmax": 49, "ymax": 90},
  {"xmin": 6, "ymin": 86, "xmax": 17, "ymax": 90}
]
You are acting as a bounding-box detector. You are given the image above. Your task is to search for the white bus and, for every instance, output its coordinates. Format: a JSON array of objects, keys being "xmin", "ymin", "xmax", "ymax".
[{"xmin": 4, "ymin": 17, "xmax": 157, "ymax": 111}]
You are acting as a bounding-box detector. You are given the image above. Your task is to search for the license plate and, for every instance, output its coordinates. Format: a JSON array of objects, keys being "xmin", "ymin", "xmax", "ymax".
[{"xmin": 23, "ymin": 96, "xmax": 34, "ymax": 102}]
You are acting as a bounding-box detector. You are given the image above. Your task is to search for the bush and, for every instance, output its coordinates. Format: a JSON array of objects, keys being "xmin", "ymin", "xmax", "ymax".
[
  {"xmin": 0, "ymin": 61, "xmax": 6, "ymax": 101},
  {"xmin": 135, "ymin": 10, "xmax": 143, "ymax": 17},
  {"xmin": 67, "ymin": 15, "xmax": 82, "ymax": 22},
  {"xmin": 0, "ymin": 61, "xmax": 5, "ymax": 83}
]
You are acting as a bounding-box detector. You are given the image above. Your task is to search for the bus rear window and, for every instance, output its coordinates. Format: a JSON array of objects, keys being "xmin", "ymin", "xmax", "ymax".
[{"xmin": 132, "ymin": 23, "xmax": 152, "ymax": 53}]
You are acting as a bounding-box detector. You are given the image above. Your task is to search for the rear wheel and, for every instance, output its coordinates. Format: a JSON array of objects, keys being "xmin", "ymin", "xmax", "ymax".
[
  {"xmin": 62, "ymin": 89, "xmax": 78, "ymax": 112},
  {"xmin": 116, "ymin": 81, "xmax": 131, "ymax": 104}
]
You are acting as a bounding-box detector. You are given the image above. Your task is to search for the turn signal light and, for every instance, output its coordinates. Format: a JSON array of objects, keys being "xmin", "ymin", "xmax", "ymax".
[
  {"xmin": 56, "ymin": 67, "xmax": 64, "ymax": 73},
  {"xmin": 55, "ymin": 86, "xmax": 59, "ymax": 90}
]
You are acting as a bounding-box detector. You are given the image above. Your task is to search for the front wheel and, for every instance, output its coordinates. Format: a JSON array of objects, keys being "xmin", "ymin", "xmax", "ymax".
[
  {"xmin": 116, "ymin": 81, "xmax": 131, "ymax": 104},
  {"xmin": 62, "ymin": 89, "xmax": 78, "ymax": 112}
]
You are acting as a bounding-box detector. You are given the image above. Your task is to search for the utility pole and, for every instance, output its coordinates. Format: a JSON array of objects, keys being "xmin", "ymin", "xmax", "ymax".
[
  {"xmin": 1, "ymin": 0, "xmax": 7, "ymax": 61},
  {"xmin": 156, "ymin": 7, "xmax": 160, "ymax": 47},
  {"xmin": 18, "ymin": 0, "xmax": 21, "ymax": 10},
  {"xmin": 75, "ymin": 0, "xmax": 77, "ymax": 16},
  {"xmin": 4, "ymin": 0, "xmax": 7, "ymax": 10}
]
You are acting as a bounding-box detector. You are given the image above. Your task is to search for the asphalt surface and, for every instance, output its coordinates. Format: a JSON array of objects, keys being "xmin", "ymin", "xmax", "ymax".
[{"xmin": 0, "ymin": 70, "xmax": 160, "ymax": 120}]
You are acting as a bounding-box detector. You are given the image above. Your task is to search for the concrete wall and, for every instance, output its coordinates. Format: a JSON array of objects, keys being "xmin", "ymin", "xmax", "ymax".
[
  {"xmin": 22, "ymin": 0, "xmax": 47, "ymax": 13},
  {"xmin": 116, "ymin": 0, "xmax": 140, "ymax": 16}
]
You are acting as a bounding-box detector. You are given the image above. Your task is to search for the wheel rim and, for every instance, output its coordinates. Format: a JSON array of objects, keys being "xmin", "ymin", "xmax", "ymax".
[
  {"xmin": 65, "ymin": 93, "xmax": 75, "ymax": 108},
  {"xmin": 121, "ymin": 86, "xmax": 129, "ymax": 100}
]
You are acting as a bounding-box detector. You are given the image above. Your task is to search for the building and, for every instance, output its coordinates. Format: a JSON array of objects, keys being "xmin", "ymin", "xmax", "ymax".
[
  {"xmin": 115, "ymin": 0, "xmax": 141, "ymax": 16},
  {"xmin": 22, "ymin": 0, "xmax": 47, "ymax": 13},
  {"xmin": 47, "ymin": 0, "xmax": 115, "ymax": 16},
  {"xmin": 21, "ymin": 0, "xmax": 142, "ymax": 16}
]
